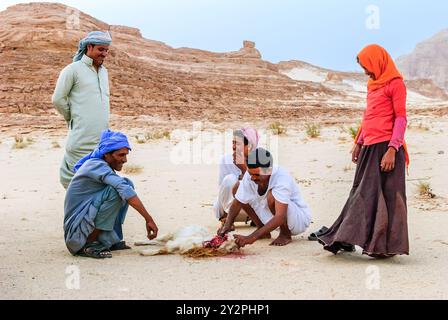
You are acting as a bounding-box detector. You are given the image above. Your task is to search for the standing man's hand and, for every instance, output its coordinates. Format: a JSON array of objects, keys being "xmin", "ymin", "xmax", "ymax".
[
  {"xmin": 352, "ymin": 144, "xmax": 362, "ymax": 164},
  {"xmin": 146, "ymin": 218, "xmax": 158, "ymax": 240},
  {"xmin": 381, "ymin": 147, "xmax": 397, "ymax": 172}
]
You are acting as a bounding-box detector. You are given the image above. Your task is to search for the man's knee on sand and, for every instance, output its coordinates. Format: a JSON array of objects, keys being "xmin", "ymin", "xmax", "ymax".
[
  {"xmin": 93, "ymin": 181, "xmax": 133, "ymax": 231},
  {"xmin": 215, "ymin": 174, "xmax": 238, "ymax": 219},
  {"xmin": 265, "ymin": 190, "xmax": 287, "ymax": 225},
  {"xmin": 222, "ymin": 174, "xmax": 238, "ymax": 191},
  {"xmin": 265, "ymin": 190, "xmax": 307, "ymax": 236},
  {"xmin": 94, "ymin": 188, "xmax": 122, "ymax": 231}
]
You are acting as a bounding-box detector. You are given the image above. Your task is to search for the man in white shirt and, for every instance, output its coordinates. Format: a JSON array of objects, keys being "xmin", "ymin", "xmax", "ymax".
[
  {"xmin": 213, "ymin": 128, "xmax": 259, "ymax": 229},
  {"xmin": 219, "ymin": 148, "xmax": 311, "ymax": 247}
]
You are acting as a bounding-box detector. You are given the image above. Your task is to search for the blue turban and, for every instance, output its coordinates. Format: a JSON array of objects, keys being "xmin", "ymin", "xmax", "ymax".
[
  {"xmin": 73, "ymin": 130, "xmax": 132, "ymax": 173},
  {"xmin": 73, "ymin": 31, "xmax": 112, "ymax": 62}
]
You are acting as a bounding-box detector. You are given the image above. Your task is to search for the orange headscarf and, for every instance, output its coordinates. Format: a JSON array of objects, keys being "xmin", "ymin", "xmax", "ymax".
[
  {"xmin": 355, "ymin": 44, "xmax": 410, "ymax": 169},
  {"xmin": 357, "ymin": 44, "xmax": 403, "ymax": 93}
]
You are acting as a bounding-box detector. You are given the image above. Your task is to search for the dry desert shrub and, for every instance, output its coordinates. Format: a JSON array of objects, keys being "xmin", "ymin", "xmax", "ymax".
[
  {"xmin": 135, "ymin": 130, "xmax": 171, "ymax": 143},
  {"xmin": 268, "ymin": 121, "xmax": 287, "ymax": 135},
  {"xmin": 417, "ymin": 123, "xmax": 430, "ymax": 131},
  {"xmin": 305, "ymin": 123, "xmax": 320, "ymax": 138},
  {"xmin": 135, "ymin": 135, "xmax": 146, "ymax": 144},
  {"xmin": 347, "ymin": 125, "xmax": 360, "ymax": 140},
  {"xmin": 145, "ymin": 130, "xmax": 171, "ymax": 141},
  {"xmin": 408, "ymin": 122, "xmax": 430, "ymax": 132},
  {"xmin": 123, "ymin": 164, "xmax": 144, "ymax": 175},
  {"xmin": 51, "ymin": 141, "xmax": 61, "ymax": 148},
  {"xmin": 12, "ymin": 134, "xmax": 28, "ymax": 149},
  {"xmin": 416, "ymin": 181, "xmax": 436, "ymax": 199}
]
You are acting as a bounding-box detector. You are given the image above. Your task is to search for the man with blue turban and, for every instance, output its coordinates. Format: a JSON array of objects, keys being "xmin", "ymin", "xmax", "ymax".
[
  {"xmin": 52, "ymin": 31, "xmax": 113, "ymax": 189},
  {"xmin": 64, "ymin": 130, "xmax": 159, "ymax": 259}
]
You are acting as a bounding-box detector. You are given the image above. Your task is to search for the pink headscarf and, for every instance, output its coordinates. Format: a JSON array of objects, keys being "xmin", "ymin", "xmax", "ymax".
[{"xmin": 241, "ymin": 127, "xmax": 260, "ymax": 152}]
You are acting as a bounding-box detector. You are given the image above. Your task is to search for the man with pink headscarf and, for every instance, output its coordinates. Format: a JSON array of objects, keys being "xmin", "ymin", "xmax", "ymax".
[{"xmin": 212, "ymin": 128, "xmax": 260, "ymax": 229}]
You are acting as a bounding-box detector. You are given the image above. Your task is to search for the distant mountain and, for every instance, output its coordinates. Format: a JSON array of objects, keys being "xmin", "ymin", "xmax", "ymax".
[
  {"xmin": 0, "ymin": 2, "xmax": 344, "ymax": 122},
  {"xmin": 397, "ymin": 29, "xmax": 448, "ymax": 94},
  {"xmin": 0, "ymin": 2, "xmax": 445, "ymax": 128},
  {"xmin": 278, "ymin": 60, "xmax": 448, "ymax": 101}
]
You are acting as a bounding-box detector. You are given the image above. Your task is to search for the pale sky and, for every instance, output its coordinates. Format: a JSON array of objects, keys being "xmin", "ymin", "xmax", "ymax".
[{"xmin": 1, "ymin": 0, "xmax": 447, "ymax": 71}]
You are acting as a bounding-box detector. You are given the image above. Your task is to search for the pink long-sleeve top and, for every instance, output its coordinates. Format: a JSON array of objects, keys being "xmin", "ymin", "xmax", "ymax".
[{"xmin": 357, "ymin": 78, "xmax": 407, "ymax": 151}]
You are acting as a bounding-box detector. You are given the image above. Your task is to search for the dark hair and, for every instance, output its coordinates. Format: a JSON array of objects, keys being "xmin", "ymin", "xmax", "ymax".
[
  {"xmin": 246, "ymin": 148, "xmax": 273, "ymax": 169},
  {"xmin": 84, "ymin": 44, "xmax": 96, "ymax": 54},
  {"xmin": 233, "ymin": 130, "xmax": 249, "ymax": 146}
]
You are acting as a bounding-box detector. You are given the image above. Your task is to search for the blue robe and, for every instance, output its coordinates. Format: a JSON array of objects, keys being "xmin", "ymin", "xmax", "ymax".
[{"xmin": 64, "ymin": 158, "xmax": 136, "ymax": 255}]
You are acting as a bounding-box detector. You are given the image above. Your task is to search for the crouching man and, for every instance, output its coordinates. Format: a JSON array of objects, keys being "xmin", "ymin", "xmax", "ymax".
[
  {"xmin": 213, "ymin": 128, "xmax": 260, "ymax": 229},
  {"xmin": 218, "ymin": 148, "xmax": 311, "ymax": 247},
  {"xmin": 64, "ymin": 130, "xmax": 158, "ymax": 259}
]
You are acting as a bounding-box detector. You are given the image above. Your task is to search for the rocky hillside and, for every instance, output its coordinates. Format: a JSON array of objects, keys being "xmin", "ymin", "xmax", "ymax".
[
  {"xmin": 0, "ymin": 2, "xmax": 446, "ymax": 132},
  {"xmin": 278, "ymin": 60, "xmax": 448, "ymax": 102},
  {"xmin": 397, "ymin": 29, "xmax": 448, "ymax": 94},
  {"xmin": 0, "ymin": 2, "xmax": 352, "ymax": 126}
]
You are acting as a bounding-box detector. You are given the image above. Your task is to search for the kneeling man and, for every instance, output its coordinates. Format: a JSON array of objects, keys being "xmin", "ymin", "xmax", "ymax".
[
  {"xmin": 219, "ymin": 148, "xmax": 311, "ymax": 247},
  {"xmin": 64, "ymin": 130, "xmax": 158, "ymax": 259}
]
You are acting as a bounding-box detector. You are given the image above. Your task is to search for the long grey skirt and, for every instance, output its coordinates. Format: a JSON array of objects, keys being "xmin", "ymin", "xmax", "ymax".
[{"xmin": 318, "ymin": 141, "xmax": 409, "ymax": 257}]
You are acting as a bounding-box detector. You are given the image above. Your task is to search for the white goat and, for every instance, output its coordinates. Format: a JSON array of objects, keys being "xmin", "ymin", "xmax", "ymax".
[{"xmin": 135, "ymin": 225, "xmax": 237, "ymax": 256}]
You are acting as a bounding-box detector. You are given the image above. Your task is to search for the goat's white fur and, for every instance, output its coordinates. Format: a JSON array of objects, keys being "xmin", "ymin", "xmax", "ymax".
[{"xmin": 135, "ymin": 225, "xmax": 234, "ymax": 256}]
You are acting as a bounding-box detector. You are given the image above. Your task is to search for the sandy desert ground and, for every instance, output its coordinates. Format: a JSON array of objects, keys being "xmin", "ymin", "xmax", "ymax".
[{"xmin": 0, "ymin": 117, "xmax": 447, "ymax": 300}]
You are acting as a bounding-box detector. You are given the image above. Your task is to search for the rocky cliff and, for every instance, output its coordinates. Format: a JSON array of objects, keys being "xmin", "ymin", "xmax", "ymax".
[
  {"xmin": 397, "ymin": 29, "xmax": 448, "ymax": 93},
  {"xmin": 0, "ymin": 2, "xmax": 345, "ymax": 125}
]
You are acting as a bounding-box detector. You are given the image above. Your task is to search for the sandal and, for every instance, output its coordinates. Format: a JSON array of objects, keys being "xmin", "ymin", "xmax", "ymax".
[
  {"xmin": 340, "ymin": 242, "xmax": 356, "ymax": 252},
  {"xmin": 322, "ymin": 242, "xmax": 356, "ymax": 255},
  {"xmin": 308, "ymin": 226, "xmax": 329, "ymax": 241},
  {"xmin": 78, "ymin": 242, "xmax": 112, "ymax": 259},
  {"xmin": 244, "ymin": 216, "xmax": 257, "ymax": 227},
  {"xmin": 365, "ymin": 252, "xmax": 395, "ymax": 259},
  {"xmin": 110, "ymin": 241, "xmax": 132, "ymax": 251}
]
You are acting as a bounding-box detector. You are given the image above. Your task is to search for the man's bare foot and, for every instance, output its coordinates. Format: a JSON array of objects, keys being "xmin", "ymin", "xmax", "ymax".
[{"xmin": 270, "ymin": 234, "xmax": 292, "ymax": 246}]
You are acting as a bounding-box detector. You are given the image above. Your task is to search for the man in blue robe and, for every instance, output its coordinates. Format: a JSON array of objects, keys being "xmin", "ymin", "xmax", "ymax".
[{"xmin": 64, "ymin": 130, "xmax": 158, "ymax": 259}]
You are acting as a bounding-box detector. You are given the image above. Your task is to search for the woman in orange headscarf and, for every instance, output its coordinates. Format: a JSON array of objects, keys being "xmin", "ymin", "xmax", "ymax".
[{"xmin": 316, "ymin": 44, "xmax": 409, "ymax": 258}]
